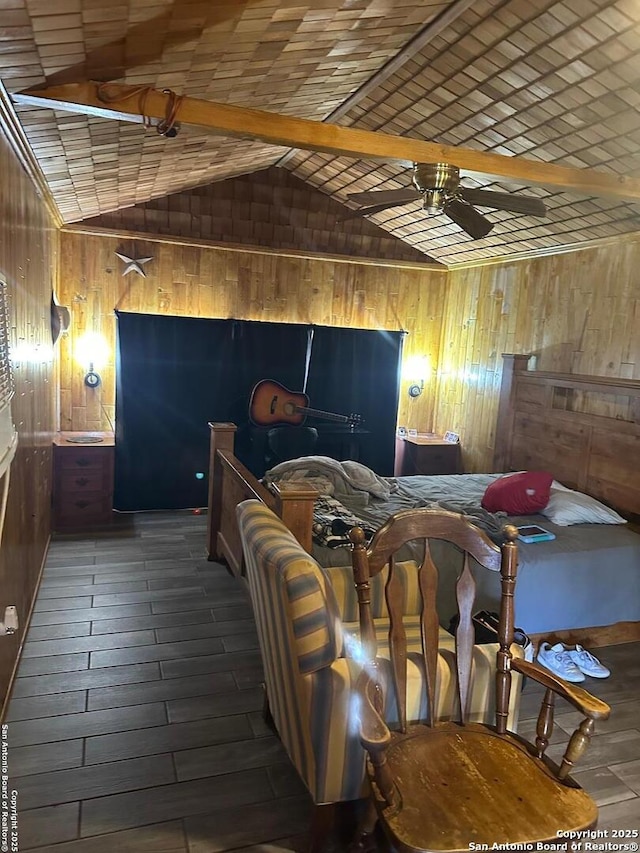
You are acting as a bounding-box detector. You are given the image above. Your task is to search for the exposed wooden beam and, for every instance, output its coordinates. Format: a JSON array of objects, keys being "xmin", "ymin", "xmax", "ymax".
[
  {"xmin": 13, "ymin": 81, "xmax": 640, "ymax": 203},
  {"xmin": 276, "ymin": 0, "xmax": 480, "ymax": 167}
]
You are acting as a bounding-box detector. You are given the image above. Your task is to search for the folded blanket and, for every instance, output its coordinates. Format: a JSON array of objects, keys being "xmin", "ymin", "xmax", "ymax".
[{"xmin": 264, "ymin": 456, "xmax": 397, "ymax": 501}]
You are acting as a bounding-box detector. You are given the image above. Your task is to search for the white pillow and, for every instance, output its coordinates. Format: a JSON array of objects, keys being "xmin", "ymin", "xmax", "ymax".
[{"xmin": 541, "ymin": 485, "xmax": 627, "ymax": 526}]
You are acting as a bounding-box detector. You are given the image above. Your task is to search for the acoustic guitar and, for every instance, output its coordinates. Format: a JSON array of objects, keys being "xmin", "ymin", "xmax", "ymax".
[{"xmin": 249, "ymin": 379, "xmax": 362, "ymax": 428}]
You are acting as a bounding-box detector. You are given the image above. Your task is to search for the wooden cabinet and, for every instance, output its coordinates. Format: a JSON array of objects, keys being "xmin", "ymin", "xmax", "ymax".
[
  {"xmin": 394, "ymin": 435, "xmax": 461, "ymax": 477},
  {"xmin": 53, "ymin": 433, "xmax": 115, "ymax": 531}
]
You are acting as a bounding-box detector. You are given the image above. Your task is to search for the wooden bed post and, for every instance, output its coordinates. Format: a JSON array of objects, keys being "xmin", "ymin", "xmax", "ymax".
[
  {"xmin": 493, "ymin": 354, "xmax": 531, "ymax": 472},
  {"xmin": 271, "ymin": 483, "xmax": 319, "ymax": 554},
  {"xmin": 207, "ymin": 422, "xmax": 237, "ymax": 561}
]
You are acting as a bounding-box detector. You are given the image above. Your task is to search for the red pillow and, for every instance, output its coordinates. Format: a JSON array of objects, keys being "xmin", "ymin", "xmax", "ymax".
[{"xmin": 481, "ymin": 471, "xmax": 553, "ymax": 515}]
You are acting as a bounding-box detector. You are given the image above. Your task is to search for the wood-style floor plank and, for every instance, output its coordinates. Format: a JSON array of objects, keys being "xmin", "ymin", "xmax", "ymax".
[
  {"xmin": 5, "ymin": 691, "xmax": 87, "ymax": 722},
  {"xmin": 12, "ymin": 661, "xmax": 162, "ymax": 698},
  {"xmin": 159, "ymin": 648, "xmax": 262, "ymax": 679},
  {"xmin": 17, "ymin": 820, "xmax": 187, "ymax": 853},
  {"xmin": 80, "ymin": 769, "xmax": 275, "ymax": 837},
  {"xmin": 8, "ymin": 702, "xmax": 168, "ymax": 747},
  {"xmin": 18, "ymin": 802, "xmax": 80, "ymax": 850},
  {"xmin": 11, "ymin": 740, "xmax": 85, "ymax": 777},
  {"xmin": 29, "ymin": 603, "xmax": 152, "ymax": 626},
  {"xmin": 15, "ymin": 753, "xmax": 176, "ymax": 810},
  {"xmin": 37, "ymin": 580, "xmax": 148, "ymax": 598},
  {"xmin": 151, "ymin": 594, "xmax": 246, "ymax": 614},
  {"xmin": 184, "ymin": 795, "xmax": 311, "ymax": 853},
  {"xmin": 88, "ymin": 637, "xmax": 225, "ymax": 668},
  {"xmin": 90, "ymin": 609, "xmax": 216, "ymax": 634},
  {"xmin": 87, "ymin": 671, "xmax": 237, "ymax": 711},
  {"xmin": 84, "ymin": 714, "xmax": 253, "ymax": 764},
  {"xmin": 174, "ymin": 735, "xmax": 286, "ymax": 782},
  {"xmin": 21, "ymin": 630, "xmax": 157, "ymax": 657},
  {"xmin": 166, "ymin": 686, "xmax": 263, "ymax": 724},
  {"xmin": 154, "ymin": 618, "xmax": 255, "ymax": 644},
  {"xmin": 26, "ymin": 623, "xmax": 92, "ymax": 641}
]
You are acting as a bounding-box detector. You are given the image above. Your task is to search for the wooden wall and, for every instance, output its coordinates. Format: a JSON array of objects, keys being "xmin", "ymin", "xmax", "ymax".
[
  {"xmin": 57, "ymin": 230, "xmax": 448, "ymax": 434},
  {"xmin": 79, "ymin": 167, "xmax": 435, "ymax": 265},
  {"xmin": 435, "ymin": 243, "xmax": 640, "ymax": 472},
  {"xmin": 0, "ymin": 129, "xmax": 57, "ymax": 712}
]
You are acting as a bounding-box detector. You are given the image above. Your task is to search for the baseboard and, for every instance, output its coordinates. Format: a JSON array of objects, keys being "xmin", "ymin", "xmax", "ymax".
[{"xmin": 529, "ymin": 620, "xmax": 640, "ymax": 652}]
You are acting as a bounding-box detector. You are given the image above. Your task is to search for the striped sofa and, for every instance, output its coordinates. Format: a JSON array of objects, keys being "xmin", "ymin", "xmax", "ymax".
[{"xmin": 237, "ymin": 499, "xmax": 522, "ymax": 806}]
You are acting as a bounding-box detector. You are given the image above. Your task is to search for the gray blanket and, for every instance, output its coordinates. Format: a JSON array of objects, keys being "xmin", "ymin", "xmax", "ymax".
[{"xmin": 428, "ymin": 499, "xmax": 508, "ymax": 543}]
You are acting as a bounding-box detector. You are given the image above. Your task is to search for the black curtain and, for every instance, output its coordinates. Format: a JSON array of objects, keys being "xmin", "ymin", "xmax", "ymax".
[
  {"xmin": 114, "ymin": 312, "xmax": 403, "ymax": 510},
  {"xmin": 306, "ymin": 326, "xmax": 404, "ymax": 475},
  {"xmin": 114, "ymin": 312, "xmax": 309, "ymax": 510}
]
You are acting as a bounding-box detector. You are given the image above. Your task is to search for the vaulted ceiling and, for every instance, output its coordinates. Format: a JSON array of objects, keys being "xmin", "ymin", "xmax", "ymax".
[{"xmin": 4, "ymin": 0, "xmax": 640, "ymax": 267}]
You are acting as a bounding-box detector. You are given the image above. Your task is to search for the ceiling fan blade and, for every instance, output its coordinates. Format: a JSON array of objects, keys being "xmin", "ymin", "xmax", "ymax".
[
  {"xmin": 346, "ymin": 188, "xmax": 420, "ymax": 206},
  {"xmin": 340, "ymin": 200, "xmax": 414, "ymax": 220},
  {"xmin": 444, "ymin": 197, "xmax": 493, "ymax": 240},
  {"xmin": 459, "ymin": 188, "xmax": 547, "ymax": 217}
]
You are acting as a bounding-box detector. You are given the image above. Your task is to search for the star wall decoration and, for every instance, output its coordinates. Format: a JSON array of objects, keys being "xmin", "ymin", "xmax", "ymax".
[{"xmin": 115, "ymin": 251, "xmax": 154, "ymax": 277}]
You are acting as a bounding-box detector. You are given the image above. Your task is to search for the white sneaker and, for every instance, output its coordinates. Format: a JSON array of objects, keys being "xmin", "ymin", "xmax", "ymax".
[
  {"xmin": 536, "ymin": 642, "xmax": 585, "ymax": 682},
  {"xmin": 567, "ymin": 645, "xmax": 610, "ymax": 678}
]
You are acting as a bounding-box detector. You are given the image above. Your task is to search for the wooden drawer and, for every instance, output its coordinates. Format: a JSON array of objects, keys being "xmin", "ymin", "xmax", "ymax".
[
  {"xmin": 59, "ymin": 468, "xmax": 110, "ymax": 494},
  {"xmin": 52, "ymin": 434, "xmax": 114, "ymax": 531},
  {"xmin": 55, "ymin": 493, "xmax": 112, "ymax": 528},
  {"xmin": 56, "ymin": 446, "xmax": 112, "ymax": 472}
]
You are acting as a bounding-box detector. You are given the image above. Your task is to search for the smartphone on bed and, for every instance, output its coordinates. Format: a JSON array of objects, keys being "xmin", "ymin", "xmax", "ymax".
[{"xmin": 517, "ymin": 525, "xmax": 556, "ymax": 543}]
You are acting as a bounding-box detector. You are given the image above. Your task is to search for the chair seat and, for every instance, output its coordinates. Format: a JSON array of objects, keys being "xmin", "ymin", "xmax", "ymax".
[{"xmin": 371, "ymin": 722, "xmax": 597, "ymax": 853}]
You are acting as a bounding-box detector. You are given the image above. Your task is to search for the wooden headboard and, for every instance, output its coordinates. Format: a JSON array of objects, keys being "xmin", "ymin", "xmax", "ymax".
[{"xmin": 494, "ymin": 354, "xmax": 640, "ymax": 523}]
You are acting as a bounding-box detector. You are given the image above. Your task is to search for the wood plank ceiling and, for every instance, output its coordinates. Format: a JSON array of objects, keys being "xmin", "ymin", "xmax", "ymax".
[{"xmin": 4, "ymin": 0, "xmax": 640, "ymax": 267}]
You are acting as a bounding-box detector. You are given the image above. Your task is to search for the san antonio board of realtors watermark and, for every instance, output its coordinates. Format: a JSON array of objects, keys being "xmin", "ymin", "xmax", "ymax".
[{"xmin": 1, "ymin": 725, "xmax": 17, "ymax": 853}]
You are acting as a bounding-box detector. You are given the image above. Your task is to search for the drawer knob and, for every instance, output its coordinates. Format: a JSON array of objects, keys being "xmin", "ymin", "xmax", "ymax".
[
  {"xmin": 75, "ymin": 477, "xmax": 89, "ymax": 486},
  {"xmin": 75, "ymin": 458, "xmax": 91, "ymax": 467},
  {"xmin": 75, "ymin": 500, "xmax": 90, "ymax": 509}
]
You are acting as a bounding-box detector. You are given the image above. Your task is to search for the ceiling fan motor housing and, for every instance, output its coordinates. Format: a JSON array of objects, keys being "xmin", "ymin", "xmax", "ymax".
[{"xmin": 412, "ymin": 163, "xmax": 460, "ymax": 214}]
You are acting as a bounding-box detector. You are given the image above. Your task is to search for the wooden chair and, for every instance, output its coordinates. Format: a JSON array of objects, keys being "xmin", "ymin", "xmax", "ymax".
[
  {"xmin": 265, "ymin": 424, "xmax": 318, "ymax": 467},
  {"xmin": 349, "ymin": 508, "xmax": 610, "ymax": 852}
]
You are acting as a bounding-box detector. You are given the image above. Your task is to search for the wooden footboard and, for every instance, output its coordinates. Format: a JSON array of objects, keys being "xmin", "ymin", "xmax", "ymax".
[{"xmin": 206, "ymin": 422, "xmax": 318, "ymax": 577}]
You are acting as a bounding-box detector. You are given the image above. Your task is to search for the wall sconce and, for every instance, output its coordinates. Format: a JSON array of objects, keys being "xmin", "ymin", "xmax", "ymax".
[
  {"xmin": 84, "ymin": 365, "xmax": 101, "ymax": 388},
  {"xmin": 75, "ymin": 332, "xmax": 109, "ymax": 390},
  {"xmin": 404, "ymin": 355, "xmax": 430, "ymax": 398},
  {"xmin": 408, "ymin": 379, "xmax": 424, "ymax": 398}
]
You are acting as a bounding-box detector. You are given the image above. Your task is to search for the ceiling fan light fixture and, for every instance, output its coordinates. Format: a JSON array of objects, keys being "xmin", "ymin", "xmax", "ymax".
[{"xmin": 423, "ymin": 189, "xmax": 446, "ymax": 215}]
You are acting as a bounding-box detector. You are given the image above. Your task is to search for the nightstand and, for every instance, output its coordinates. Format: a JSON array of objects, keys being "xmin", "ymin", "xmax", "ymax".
[
  {"xmin": 394, "ymin": 435, "xmax": 462, "ymax": 476},
  {"xmin": 52, "ymin": 432, "xmax": 115, "ymax": 531}
]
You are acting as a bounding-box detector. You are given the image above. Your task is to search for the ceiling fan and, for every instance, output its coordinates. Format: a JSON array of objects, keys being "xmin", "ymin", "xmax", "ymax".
[{"xmin": 346, "ymin": 163, "xmax": 548, "ymax": 239}]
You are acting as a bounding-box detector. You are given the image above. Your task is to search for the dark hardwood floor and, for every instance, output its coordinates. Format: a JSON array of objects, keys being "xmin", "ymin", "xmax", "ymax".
[{"xmin": 5, "ymin": 511, "xmax": 640, "ymax": 851}]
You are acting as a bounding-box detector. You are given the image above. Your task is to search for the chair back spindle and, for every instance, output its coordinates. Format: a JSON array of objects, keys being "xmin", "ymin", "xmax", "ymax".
[
  {"xmin": 350, "ymin": 526, "xmax": 378, "ymax": 664},
  {"xmin": 385, "ymin": 555, "xmax": 409, "ymax": 731},
  {"xmin": 454, "ymin": 553, "xmax": 477, "ymax": 723},
  {"xmin": 417, "ymin": 541, "xmax": 440, "ymax": 727},
  {"xmin": 496, "ymin": 533, "xmax": 518, "ymax": 733}
]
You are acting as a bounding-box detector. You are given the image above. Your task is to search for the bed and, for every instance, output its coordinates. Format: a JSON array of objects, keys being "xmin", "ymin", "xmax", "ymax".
[{"xmin": 207, "ymin": 354, "xmax": 640, "ymax": 648}]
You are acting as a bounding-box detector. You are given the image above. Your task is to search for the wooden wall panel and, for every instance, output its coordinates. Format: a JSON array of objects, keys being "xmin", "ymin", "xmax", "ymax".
[
  {"xmin": 80, "ymin": 168, "xmax": 437, "ymax": 265},
  {"xmin": 57, "ymin": 232, "xmax": 447, "ymax": 435},
  {"xmin": 435, "ymin": 241, "xmax": 640, "ymax": 472},
  {"xmin": 0, "ymin": 131, "xmax": 57, "ymax": 712}
]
